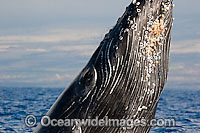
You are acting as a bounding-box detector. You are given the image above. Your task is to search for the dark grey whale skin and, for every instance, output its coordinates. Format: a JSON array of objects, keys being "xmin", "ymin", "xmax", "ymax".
[{"xmin": 35, "ymin": 0, "xmax": 173, "ymax": 132}]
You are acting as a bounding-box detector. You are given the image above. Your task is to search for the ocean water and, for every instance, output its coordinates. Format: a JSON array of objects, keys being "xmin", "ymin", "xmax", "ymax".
[{"xmin": 0, "ymin": 87, "xmax": 200, "ymax": 132}]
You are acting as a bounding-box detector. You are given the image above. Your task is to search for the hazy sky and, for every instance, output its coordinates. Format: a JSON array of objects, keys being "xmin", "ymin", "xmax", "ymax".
[{"xmin": 0, "ymin": 0, "xmax": 199, "ymax": 89}]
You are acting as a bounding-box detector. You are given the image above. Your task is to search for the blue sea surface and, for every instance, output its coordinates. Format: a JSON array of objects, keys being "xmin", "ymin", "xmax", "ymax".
[{"xmin": 0, "ymin": 87, "xmax": 200, "ymax": 132}]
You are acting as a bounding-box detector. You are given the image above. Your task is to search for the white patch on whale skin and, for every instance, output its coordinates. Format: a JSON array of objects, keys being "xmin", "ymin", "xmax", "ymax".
[{"xmin": 132, "ymin": 0, "xmax": 137, "ymax": 4}]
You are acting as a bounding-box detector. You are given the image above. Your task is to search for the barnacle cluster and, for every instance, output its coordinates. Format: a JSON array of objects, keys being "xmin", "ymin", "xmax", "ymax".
[
  {"xmin": 142, "ymin": 0, "xmax": 173, "ymax": 89},
  {"xmin": 130, "ymin": 0, "xmax": 173, "ymax": 91}
]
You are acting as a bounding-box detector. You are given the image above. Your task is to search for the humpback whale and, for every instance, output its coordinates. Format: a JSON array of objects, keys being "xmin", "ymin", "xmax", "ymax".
[{"xmin": 35, "ymin": 0, "xmax": 173, "ymax": 132}]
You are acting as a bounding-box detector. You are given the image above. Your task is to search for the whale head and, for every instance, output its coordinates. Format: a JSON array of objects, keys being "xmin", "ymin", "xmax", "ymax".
[{"xmin": 35, "ymin": 0, "xmax": 174, "ymax": 132}]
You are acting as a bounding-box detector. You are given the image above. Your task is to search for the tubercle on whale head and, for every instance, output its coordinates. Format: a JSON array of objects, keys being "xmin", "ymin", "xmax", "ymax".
[{"xmin": 102, "ymin": 0, "xmax": 147, "ymax": 42}]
